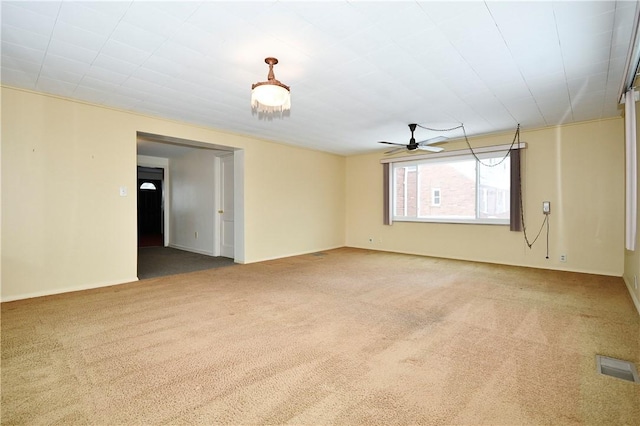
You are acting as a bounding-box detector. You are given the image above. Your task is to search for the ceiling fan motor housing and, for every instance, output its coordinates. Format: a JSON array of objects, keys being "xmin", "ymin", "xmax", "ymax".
[{"xmin": 407, "ymin": 124, "xmax": 418, "ymax": 149}]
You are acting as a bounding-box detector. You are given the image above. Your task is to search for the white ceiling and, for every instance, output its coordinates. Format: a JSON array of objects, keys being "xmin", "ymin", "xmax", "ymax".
[{"xmin": 2, "ymin": 1, "xmax": 638, "ymax": 156}]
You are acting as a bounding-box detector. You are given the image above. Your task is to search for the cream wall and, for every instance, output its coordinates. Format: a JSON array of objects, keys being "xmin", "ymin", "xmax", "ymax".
[
  {"xmin": 1, "ymin": 87, "xmax": 345, "ymax": 301},
  {"xmin": 243, "ymin": 141, "xmax": 345, "ymax": 262},
  {"xmin": 1, "ymin": 85, "xmax": 628, "ymax": 302},
  {"xmin": 623, "ymin": 102, "xmax": 640, "ymax": 313},
  {"xmin": 346, "ymin": 119, "xmax": 625, "ymax": 276}
]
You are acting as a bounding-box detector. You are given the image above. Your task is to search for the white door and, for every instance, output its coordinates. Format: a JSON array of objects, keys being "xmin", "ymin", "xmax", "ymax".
[{"xmin": 219, "ymin": 155, "xmax": 234, "ymax": 258}]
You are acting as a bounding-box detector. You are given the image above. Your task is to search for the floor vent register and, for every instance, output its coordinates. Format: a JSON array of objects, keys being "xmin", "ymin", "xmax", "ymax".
[{"xmin": 596, "ymin": 355, "xmax": 639, "ymax": 383}]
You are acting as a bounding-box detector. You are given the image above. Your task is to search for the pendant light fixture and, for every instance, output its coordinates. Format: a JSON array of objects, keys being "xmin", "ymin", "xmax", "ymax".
[{"xmin": 251, "ymin": 57, "xmax": 290, "ymax": 115}]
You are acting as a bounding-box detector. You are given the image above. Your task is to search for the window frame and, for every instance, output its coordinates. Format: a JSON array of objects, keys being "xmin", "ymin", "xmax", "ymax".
[{"xmin": 382, "ymin": 143, "xmax": 525, "ymax": 226}]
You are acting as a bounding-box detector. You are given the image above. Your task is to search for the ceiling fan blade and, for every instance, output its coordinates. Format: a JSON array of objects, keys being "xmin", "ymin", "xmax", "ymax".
[
  {"xmin": 417, "ymin": 145, "xmax": 444, "ymax": 153},
  {"xmin": 417, "ymin": 136, "xmax": 448, "ymax": 146},
  {"xmin": 378, "ymin": 126, "xmax": 448, "ymax": 153},
  {"xmin": 378, "ymin": 141, "xmax": 406, "ymax": 146},
  {"xmin": 385, "ymin": 147, "xmax": 407, "ymax": 155}
]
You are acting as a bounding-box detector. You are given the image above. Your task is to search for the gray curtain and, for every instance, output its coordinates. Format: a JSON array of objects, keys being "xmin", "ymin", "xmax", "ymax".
[
  {"xmin": 510, "ymin": 149, "xmax": 522, "ymax": 232},
  {"xmin": 383, "ymin": 163, "xmax": 391, "ymax": 225}
]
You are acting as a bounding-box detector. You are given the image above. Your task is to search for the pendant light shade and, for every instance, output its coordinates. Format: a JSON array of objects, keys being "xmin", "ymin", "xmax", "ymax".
[{"xmin": 251, "ymin": 57, "xmax": 290, "ymax": 114}]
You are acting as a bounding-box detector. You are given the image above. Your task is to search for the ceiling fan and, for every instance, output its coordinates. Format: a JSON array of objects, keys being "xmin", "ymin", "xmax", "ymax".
[{"xmin": 378, "ymin": 123, "xmax": 448, "ymax": 155}]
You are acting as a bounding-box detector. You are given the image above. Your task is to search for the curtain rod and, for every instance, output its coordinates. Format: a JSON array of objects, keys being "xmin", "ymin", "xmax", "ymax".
[{"xmin": 618, "ymin": 1, "xmax": 640, "ymax": 103}]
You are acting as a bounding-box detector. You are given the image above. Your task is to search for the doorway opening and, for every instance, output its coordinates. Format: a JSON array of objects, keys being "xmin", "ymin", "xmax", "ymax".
[
  {"xmin": 137, "ymin": 166, "xmax": 164, "ymax": 248},
  {"xmin": 136, "ymin": 131, "xmax": 245, "ymax": 279}
]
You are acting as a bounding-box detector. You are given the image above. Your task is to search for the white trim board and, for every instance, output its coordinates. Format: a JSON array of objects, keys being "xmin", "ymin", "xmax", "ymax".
[
  {"xmin": 168, "ymin": 244, "xmax": 215, "ymax": 257},
  {"xmin": 623, "ymin": 275, "xmax": 640, "ymax": 316},
  {"xmin": 380, "ymin": 142, "xmax": 527, "ymax": 164}
]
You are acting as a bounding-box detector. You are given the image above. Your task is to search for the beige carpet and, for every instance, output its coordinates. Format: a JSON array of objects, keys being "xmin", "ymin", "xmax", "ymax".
[{"xmin": 2, "ymin": 248, "xmax": 639, "ymax": 425}]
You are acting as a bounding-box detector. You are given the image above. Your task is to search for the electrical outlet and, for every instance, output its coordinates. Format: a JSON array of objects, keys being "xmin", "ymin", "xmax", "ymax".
[
  {"xmin": 542, "ymin": 201, "xmax": 550, "ymax": 214},
  {"xmin": 560, "ymin": 254, "xmax": 567, "ymax": 262}
]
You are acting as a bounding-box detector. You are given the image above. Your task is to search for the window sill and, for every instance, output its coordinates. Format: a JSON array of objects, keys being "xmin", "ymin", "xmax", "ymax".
[{"xmin": 393, "ymin": 217, "xmax": 510, "ymax": 226}]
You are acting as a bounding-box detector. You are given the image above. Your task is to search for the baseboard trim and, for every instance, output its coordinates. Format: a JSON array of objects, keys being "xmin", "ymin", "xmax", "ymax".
[
  {"xmin": 1, "ymin": 277, "xmax": 139, "ymax": 303},
  {"xmin": 623, "ymin": 276, "xmax": 640, "ymax": 316},
  {"xmin": 247, "ymin": 245, "xmax": 345, "ymax": 264},
  {"xmin": 345, "ymin": 245, "xmax": 620, "ymax": 277},
  {"xmin": 168, "ymin": 244, "xmax": 214, "ymax": 257}
]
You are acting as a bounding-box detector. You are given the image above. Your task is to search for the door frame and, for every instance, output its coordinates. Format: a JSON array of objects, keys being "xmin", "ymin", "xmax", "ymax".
[
  {"xmin": 214, "ymin": 155, "xmax": 222, "ymax": 257},
  {"xmin": 214, "ymin": 152, "xmax": 239, "ymax": 259},
  {"xmin": 213, "ymin": 151, "xmax": 244, "ymax": 261}
]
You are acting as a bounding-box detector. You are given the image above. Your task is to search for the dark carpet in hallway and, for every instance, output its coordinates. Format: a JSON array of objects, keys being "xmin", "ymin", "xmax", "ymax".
[{"xmin": 138, "ymin": 246, "xmax": 235, "ymax": 279}]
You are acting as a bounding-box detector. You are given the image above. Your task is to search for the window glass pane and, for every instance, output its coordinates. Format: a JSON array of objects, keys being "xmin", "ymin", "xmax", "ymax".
[
  {"xmin": 394, "ymin": 165, "xmax": 417, "ymax": 217},
  {"xmin": 478, "ymin": 157, "xmax": 510, "ymax": 219},
  {"xmin": 140, "ymin": 182, "xmax": 157, "ymax": 190},
  {"xmin": 391, "ymin": 152, "xmax": 510, "ymax": 224},
  {"xmin": 417, "ymin": 159, "xmax": 476, "ymax": 219}
]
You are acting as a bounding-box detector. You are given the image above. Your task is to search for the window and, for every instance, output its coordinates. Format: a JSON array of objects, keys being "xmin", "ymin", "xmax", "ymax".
[
  {"xmin": 391, "ymin": 151, "xmax": 511, "ymax": 224},
  {"xmin": 431, "ymin": 188, "xmax": 441, "ymax": 206},
  {"xmin": 140, "ymin": 182, "xmax": 157, "ymax": 190}
]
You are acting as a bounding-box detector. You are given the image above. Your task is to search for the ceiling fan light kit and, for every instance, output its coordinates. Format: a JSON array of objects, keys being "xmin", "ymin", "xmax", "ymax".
[
  {"xmin": 251, "ymin": 57, "xmax": 291, "ymax": 115},
  {"xmin": 379, "ymin": 123, "xmax": 449, "ymax": 155}
]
